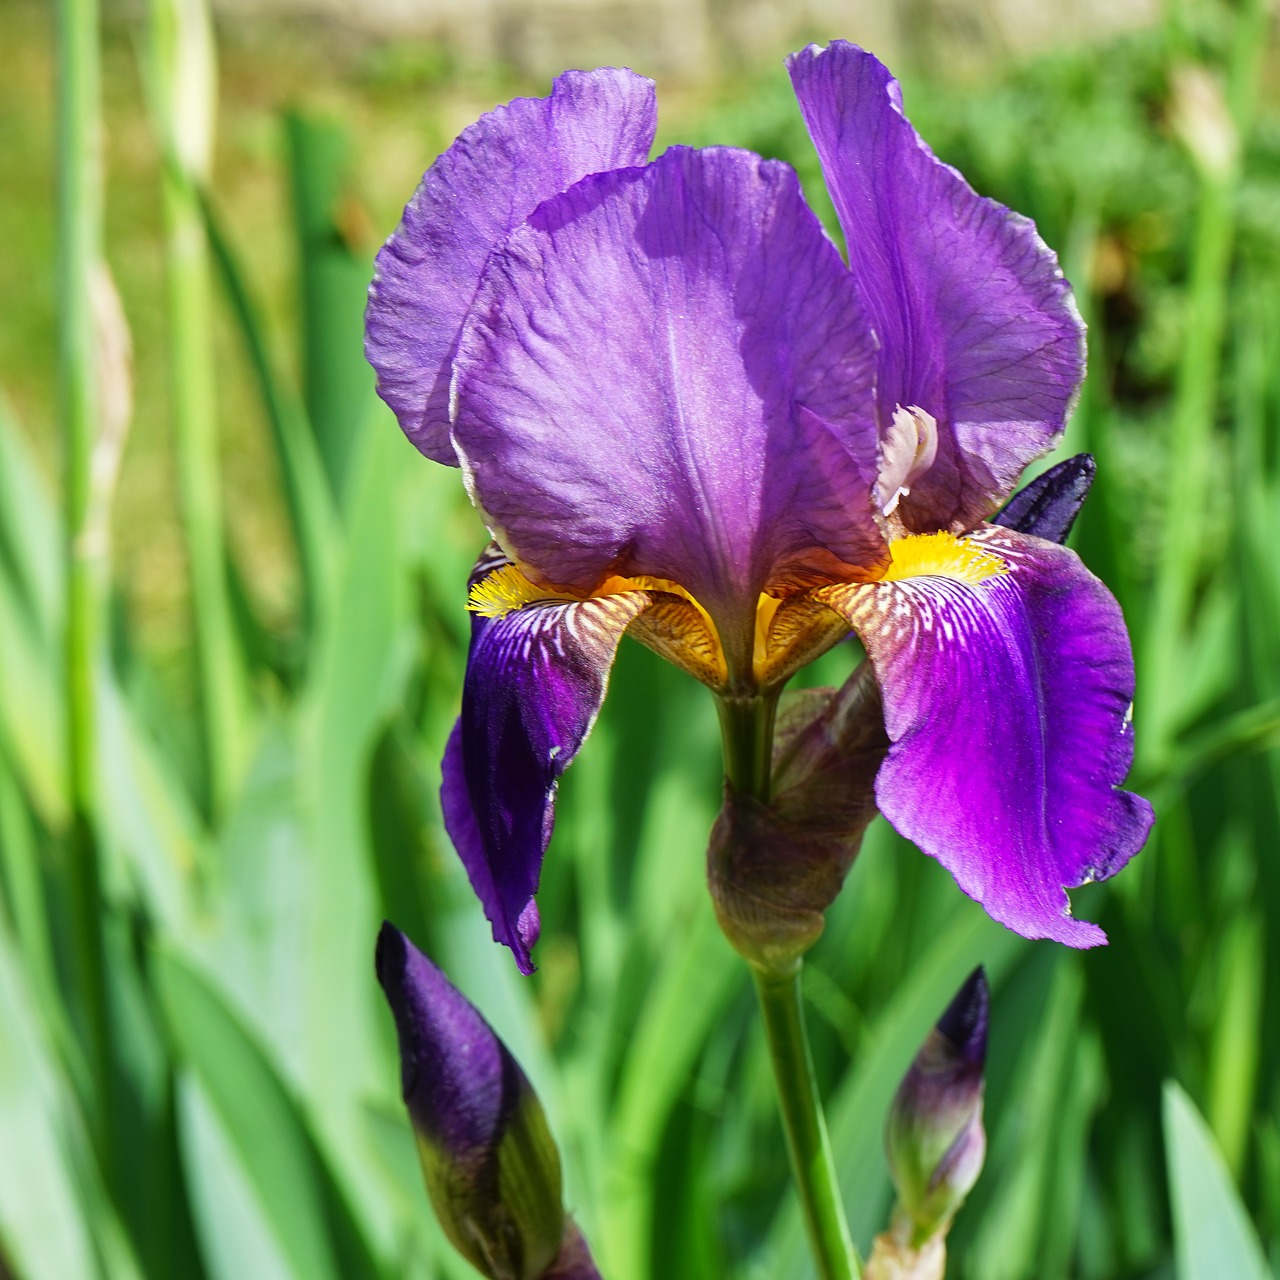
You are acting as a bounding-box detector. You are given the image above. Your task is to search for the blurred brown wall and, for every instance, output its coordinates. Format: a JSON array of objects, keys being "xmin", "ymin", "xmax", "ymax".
[{"xmin": 210, "ymin": 0, "xmax": 1159, "ymax": 76}]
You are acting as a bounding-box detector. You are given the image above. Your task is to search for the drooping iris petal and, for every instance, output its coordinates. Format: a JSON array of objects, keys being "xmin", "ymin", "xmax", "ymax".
[
  {"xmin": 441, "ymin": 552, "xmax": 651, "ymax": 973},
  {"xmin": 365, "ymin": 68, "xmax": 657, "ymax": 464},
  {"xmin": 821, "ymin": 525, "xmax": 1153, "ymax": 946},
  {"xmin": 788, "ymin": 42, "xmax": 1085, "ymax": 532},
  {"xmin": 451, "ymin": 144, "xmax": 885, "ymax": 669}
]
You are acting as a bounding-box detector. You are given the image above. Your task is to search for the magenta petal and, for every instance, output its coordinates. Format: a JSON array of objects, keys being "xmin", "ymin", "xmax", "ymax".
[
  {"xmin": 832, "ymin": 526, "xmax": 1152, "ymax": 945},
  {"xmin": 441, "ymin": 557, "xmax": 650, "ymax": 973},
  {"xmin": 788, "ymin": 43, "xmax": 1085, "ymax": 531},
  {"xmin": 452, "ymin": 145, "xmax": 884, "ymax": 652},
  {"xmin": 365, "ymin": 68, "xmax": 656, "ymax": 464}
]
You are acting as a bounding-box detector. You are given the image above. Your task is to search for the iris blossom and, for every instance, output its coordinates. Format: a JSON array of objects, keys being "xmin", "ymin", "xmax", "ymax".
[{"xmin": 366, "ymin": 42, "xmax": 1154, "ymax": 974}]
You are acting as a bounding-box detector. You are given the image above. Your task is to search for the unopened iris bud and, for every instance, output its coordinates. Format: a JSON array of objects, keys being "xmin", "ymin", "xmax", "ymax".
[
  {"xmin": 885, "ymin": 967, "xmax": 988, "ymax": 1248},
  {"xmin": 375, "ymin": 922, "xmax": 565, "ymax": 1280},
  {"xmin": 708, "ymin": 665, "xmax": 887, "ymax": 973}
]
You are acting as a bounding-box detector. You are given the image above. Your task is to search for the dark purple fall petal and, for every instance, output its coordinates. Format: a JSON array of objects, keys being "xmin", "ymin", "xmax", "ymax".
[
  {"xmin": 788, "ymin": 43, "xmax": 1086, "ymax": 533},
  {"xmin": 442, "ymin": 573, "xmax": 651, "ymax": 973},
  {"xmin": 451, "ymin": 144, "xmax": 885, "ymax": 665},
  {"xmin": 993, "ymin": 452, "xmax": 1095, "ymax": 544},
  {"xmin": 365, "ymin": 68, "xmax": 656, "ymax": 464},
  {"xmin": 824, "ymin": 525, "xmax": 1153, "ymax": 946}
]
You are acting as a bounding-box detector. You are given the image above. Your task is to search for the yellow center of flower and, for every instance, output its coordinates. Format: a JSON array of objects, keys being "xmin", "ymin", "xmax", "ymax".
[
  {"xmin": 878, "ymin": 530, "xmax": 1008, "ymax": 585},
  {"xmin": 468, "ymin": 563, "xmax": 557, "ymax": 617},
  {"xmin": 467, "ymin": 531, "xmax": 1007, "ymax": 692}
]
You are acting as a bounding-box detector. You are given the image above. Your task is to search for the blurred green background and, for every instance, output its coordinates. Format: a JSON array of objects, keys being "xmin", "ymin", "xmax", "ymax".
[{"xmin": 3, "ymin": 0, "xmax": 1280, "ymax": 1276}]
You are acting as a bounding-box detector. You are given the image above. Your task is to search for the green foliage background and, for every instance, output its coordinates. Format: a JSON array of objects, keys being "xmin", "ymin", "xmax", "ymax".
[{"xmin": 2, "ymin": 1, "xmax": 1279, "ymax": 1277}]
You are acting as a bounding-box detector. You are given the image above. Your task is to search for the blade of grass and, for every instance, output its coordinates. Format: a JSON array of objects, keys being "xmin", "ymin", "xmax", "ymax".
[
  {"xmin": 1164, "ymin": 1080, "xmax": 1270, "ymax": 1280},
  {"xmin": 296, "ymin": 402, "xmax": 411, "ymax": 1255},
  {"xmin": 0, "ymin": 566, "xmax": 68, "ymax": 831},
  {"xmin": 201, "ymin": 193, "xmax": 340, "ymax": 642},
  {"xmin": 1204, "ymin": 912, "xmax": 1262, "ymax": 1177},
  {"xmin": 0, "ymin": 748, "xmax": 59, "ymax": 1038},
  {"xmin": 55, "ymin": 0, "xmax": 112, "ymax": 1151},
  {"xmin": 155, "ymin": 946, "xmax": 347, "ymax": 1280},
  {"xmin": 0, "ymin": 392, "xmax": 62, "ymax": 643},
  {"xmin": 1140, "ymin": 0, "xmax": 1269, "ymax": 766},
  {"xmin": 603, "ymin": 903, "xmax": 742, "ymax": 1280},
  {"xmin": 0, "ymin": 922, "xmax": 100, "ymax": 1280},
  {"xmin": 147, "ymin": 0, "xmax": 253, "ymax": 821},
  {"xmin": 176, "ymin": 1069, "xmax": 297, "ymax": 1280},
  {"xmin": 284, "ymin": 112, "xmax": 374, "ymax": 508}
]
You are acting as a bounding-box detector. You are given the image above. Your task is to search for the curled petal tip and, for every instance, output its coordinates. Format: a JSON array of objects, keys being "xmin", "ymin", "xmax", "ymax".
[{"xmin": 935, "ymin": 966, "xmax": 988, "ymax": 1066}]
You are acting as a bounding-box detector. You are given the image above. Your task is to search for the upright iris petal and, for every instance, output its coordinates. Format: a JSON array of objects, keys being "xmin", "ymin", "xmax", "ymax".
[
  {"xmin": 452, "ymin": 144, "xmax": 885, "ymax": 665},
  {"xmin": 788, "ymin": 42, "xmax": 1086, "ymax": 532},
  {"xmin": 366, "ymin": 68, "xmax": 657, "ymax": 463}
]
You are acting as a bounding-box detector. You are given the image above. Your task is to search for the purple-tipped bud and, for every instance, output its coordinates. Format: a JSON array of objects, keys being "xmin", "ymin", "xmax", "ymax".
[
  {"xmin": 375, "ymin": 922, "xmax": 564, "ymax": 1280},
  {"xmin": 885, "ymin": 967, "xmax": 988, "ymax": 1247}
]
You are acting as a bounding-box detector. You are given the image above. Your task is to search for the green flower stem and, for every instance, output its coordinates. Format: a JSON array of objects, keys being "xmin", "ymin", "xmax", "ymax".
[
  {"xmin": 754, "ymin": 964, "xmax": 860, "ymax": 1280},
  {"xmin": 56, "ymin": 0, "xmax": 111, "ymax": 1146},
  {"xmin": 716, "ymin": 692, "xmax": 779, "ymax": 802},
  {"xmin": 717, "ymin": 688, "xmax": 860, "ymax": 1280}
]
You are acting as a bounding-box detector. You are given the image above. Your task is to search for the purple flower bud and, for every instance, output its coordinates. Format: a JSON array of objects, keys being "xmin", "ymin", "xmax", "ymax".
[
  {"xmin": 375, "ymin": 922, "xmax": 564, "ymax": 1280},
  {"xmin": 885, "ymin": 967, "xmax": 988, "ymax": 1246},
  {"xmin": 708, "ymin": 666, "xmax": 886, "ymax": 972}
]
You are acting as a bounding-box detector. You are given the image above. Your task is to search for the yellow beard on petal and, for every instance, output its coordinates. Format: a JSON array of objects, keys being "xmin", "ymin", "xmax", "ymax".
[
  {"xmin": 467, "ymin": 564, "xmax": 559, "ymax": 617},
  {"xmin": 878, "ymin": 531, "xmax": 1008, "ymax": 585},
  {"xmin": 465, "ymin": 560, "xmax": 732, "ymax": 687},
  {"xmin": 471, "ymin": 546, "xmax": 1010, "ymax": 694}
]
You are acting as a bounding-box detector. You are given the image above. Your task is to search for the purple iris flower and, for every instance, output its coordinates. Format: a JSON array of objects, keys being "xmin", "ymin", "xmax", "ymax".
[{"xmin": 365, "ymin": 43, "xmax": 1154, "ymax": 974}]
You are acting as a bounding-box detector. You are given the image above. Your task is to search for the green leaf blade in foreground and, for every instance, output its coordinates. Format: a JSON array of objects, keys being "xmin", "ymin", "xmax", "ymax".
[
  {"xmin": 0, "ymin": 926, "xmax": 99, "ymax": 1280},
  {"xmin": 1163, "ymin": 1080, "xmax": 1271, "ymax": 1280},
  {"xmin": 154, "ymin": 946, "xmax": 346, "ymax": 1280}
]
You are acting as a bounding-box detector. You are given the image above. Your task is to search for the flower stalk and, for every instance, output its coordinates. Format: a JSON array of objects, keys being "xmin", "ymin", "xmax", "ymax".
[
  {"xmin": 753, "ymin": 965, "xmax": 860, "ymax": 1280},
  {"xmin": 719, "ymin": 692, "xmax": 860, "ymax": 1280},
  {"xmin": 716, "ymin": 691, "xmax": 780, "ymax": 803}
]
